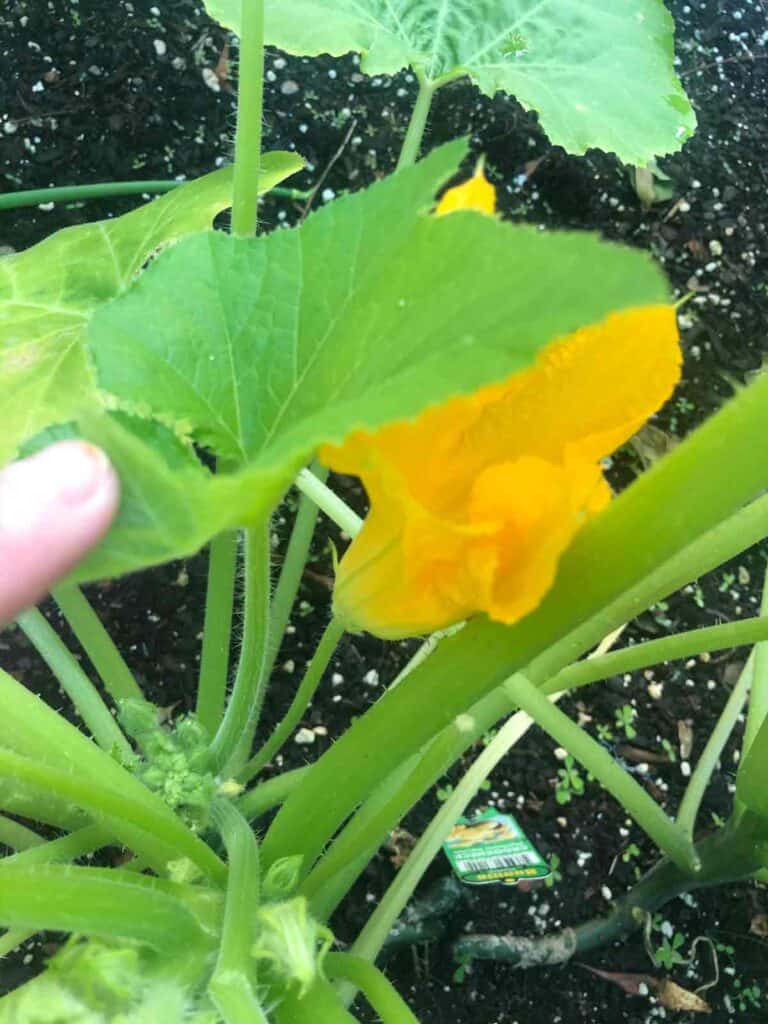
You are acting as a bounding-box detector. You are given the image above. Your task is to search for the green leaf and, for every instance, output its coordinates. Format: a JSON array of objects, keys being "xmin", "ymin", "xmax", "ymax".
[
  {"xmin": 0, "ymin": 154, "xmax": 303, "ymax": 463},
  {"xmin": 74, "ymin": 140, "xmax": 669, "ymax": 580},
  {"xmin": 205, "ymin": 0, "xmax": 695, "ymax": 162}
]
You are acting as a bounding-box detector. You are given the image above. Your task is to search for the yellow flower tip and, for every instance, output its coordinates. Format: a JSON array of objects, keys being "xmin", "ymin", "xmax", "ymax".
[
  {"xmin": 323, "ymin": 302, "xmax": 682, "ymax": 640},
  {"xmin": 435, "ymin": 167, "xmax": 496, "ymax": 217}
]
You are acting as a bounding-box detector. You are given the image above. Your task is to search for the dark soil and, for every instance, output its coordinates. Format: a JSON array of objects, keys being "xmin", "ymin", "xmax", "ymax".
[{"xmin": 1, "ymin": 1, "xmax": 768, "ymax": 1022}]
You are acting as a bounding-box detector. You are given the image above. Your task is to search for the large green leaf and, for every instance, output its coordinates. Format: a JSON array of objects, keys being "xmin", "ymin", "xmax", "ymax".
[
  {"xmin": 205, "ymin": 0, "xmax": 695, "ymax": 162},
  {"xmin": 72, "ymin": 140, "xmax": 671, "ymax": 580},
  {"xmin": 737, "ymin": 717, "xmax": 768, "ymax": 827},
  {"xmin": 0, "ymin": 153, "xmax": 303, "ymax": 464}
]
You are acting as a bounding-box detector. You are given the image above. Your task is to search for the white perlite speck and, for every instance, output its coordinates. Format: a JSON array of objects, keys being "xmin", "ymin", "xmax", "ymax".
[{"xmin": 294, "ymin": 728, "xmax": 316, "ymax": 745}]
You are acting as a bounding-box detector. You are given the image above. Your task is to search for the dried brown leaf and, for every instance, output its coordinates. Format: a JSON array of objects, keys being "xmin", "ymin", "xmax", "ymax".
[
  {"xmin": 678, "ymin": 720, "xmax": 694, "ymax": 760},
  {"xmin": 658, "ymin": 979, "xmax": 711, "ymax": 1013}
]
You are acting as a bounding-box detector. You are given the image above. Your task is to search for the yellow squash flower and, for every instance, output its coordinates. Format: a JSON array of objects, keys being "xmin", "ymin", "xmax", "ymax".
[{"xmin": 320, "ymin": 171, "xmax": 681, "ymax": 639}]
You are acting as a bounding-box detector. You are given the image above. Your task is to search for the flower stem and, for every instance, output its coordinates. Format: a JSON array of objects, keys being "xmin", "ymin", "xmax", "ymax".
[
  {"xmin": 397, "ymin": 70, "xmax": 437, "ymax": 170},
  {"xmin": 295, "ymin": 469, "xmax": 362, "ymax": 537},
  {"xmin": 53, "ymin": 585, "xmax": 142, "ymax": 703},
  {"xmin": 0, "ymin": 180, "xmax": 180, "ymax": 210},
  {"xmin": 15, "ymin": 607, "xmax": 132, "ymax": 759},
  {"xmin": 676, "ymin": 653, "xmax": 753, "ymax": 838},
  {"xmin": 237, "ymin": 766, "xmax": 311, "ymax": 822},
  {"xmin": 231, "ymin": 0, "xmax": 265, "ymax": 236},
  {"xmin": 209, "ymin": 525, "xmax": 271, "ymax": 776},
  {"xmin": 325, "ymin": 953, "xmax": 419, "ymax": 1024},
  {"xmin": 242, "ymin": 617, "xmax": 344, "ymax": 782},
  {"xmin": 197, "ymin": 531, "xmax": 239, "ymax": 735},
  {"xmin": 541, "ymin": 614, "xmax": 768, "ymax": 698},
  {"xmin": 505, "ymin": 673, "xmax": 699, "ymax": 874},
  {"xmin": 268, "ymin": 463, "xmax": 328, "ymax": 666},
  {"xmin": 743, "ymin": 560, "xmax": 768, "ymax": 757}
]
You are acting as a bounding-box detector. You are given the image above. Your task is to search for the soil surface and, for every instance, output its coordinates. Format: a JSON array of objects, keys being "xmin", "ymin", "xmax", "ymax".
[{"xmin": 1, "ymin": 1, "xmax": 768, "ymax": 1022}]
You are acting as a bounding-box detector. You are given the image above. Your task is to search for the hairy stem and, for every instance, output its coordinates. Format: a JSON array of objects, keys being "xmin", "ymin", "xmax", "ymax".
[
  {"xmin": 197, "ymin": 531, "xmax": 239, "ymax": 735},
  {"xmin": 677, "ymin": 653, "xmax": 753, "ymax": 838},
  {"xmin": 209, "ymin": 525, "xmax": 271, "ymax": 776},
  {"xmin": 208, "ymin": 799, "xmax": 267, "ymax": 1024},
  {"xmin": 238, "ymin": 766, "xmax": 311, "ymax": 822},
  {"xmin": 15, "ymin": 608, "xmax": 132, "ymax": 759},
  {"xmin": 268, "ymin": 463, "xmax": 329, "ymax": 667},
  {"xmin": 397, "ymin": 70, "xmax": 437, "ymax": 170},
  {"xmin": 231, "ymin": 0, "xmax": 265, "ymax": 236},
  {"xmin": 542, "ymin": 614, "xmax": 768, "ymax": 698},
  {"xmin": 53, "ymin": 585, "xmax": 142, "ymax": 703},
  {"xmin": 325, "ymin": 953, "xmax": 419, "ymax": 1024},
  {"xmin": 243, "ymin": 617, "xmax": 344, "ymax": 781}
]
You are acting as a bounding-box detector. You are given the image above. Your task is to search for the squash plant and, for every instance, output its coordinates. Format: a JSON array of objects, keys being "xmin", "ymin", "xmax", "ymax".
[{"xmin": 1, "ymin": 1, "xmax": 767, "ymax": 1022}]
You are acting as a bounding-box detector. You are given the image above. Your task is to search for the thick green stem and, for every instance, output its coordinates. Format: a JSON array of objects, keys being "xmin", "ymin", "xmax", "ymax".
[
  {"xmin": 505, "ymin": 673, "xmax": 699, "ymax": 874},
  {"xmin": 677, "ymin": 654, "xmax": 753, "ymax": 838},
  {"xmin": 238, "ymin": 767, "xmax": 311, "ymax": 822},
  {"xmin": 0, "ymin": 815, "xmax": 44, "ymax": 853},
  {"xmin": 208, "ymin": 799, "xmax": 267, "ymax": 1024},
  {"xmin": 346, "ymin": 695, "xmax": 561, "ymax": 976},
  {"xmin": 743, "ymin": 560, "xmax": 768, "ymax": 756},
  {"xmin": 15, "ymin": 608, "xmax": 132, "ymax": 758},
  {"xmin": 325, "ymin": 954, "xmax": 419, "ymax": 1024},
  {"xmin": 396, "ymin": 70, "xmax": 437, "ymax": 170},
  {"xmin": 197, "ymin": 531, "xmax": 239, "ymax": 735},
  {"xmin": 269, "ymin": 464, "xmax": 329, "ymax": 668},
  {"xmin": 231, "ymin": 0, "xmax": 265, "ymax": 236},
  {"xmin": 242, "ymin": 618, "xmax": 344, "ymax": 781},
  {"xmin": 295, "ymin": 469, "xmax": 362, "ymax": 537},
  {"xmin": 53, "ymin": 585, "xmax": 142, "ymax": 703},
  {"xmin": 209, "ymin": 526, "xmax": 271, "ymax": 776},
  {"xmin": 542, "ymin": 614, "xmax": 768, "ymax": 697},
  {"xmin": 273, "ymin": 977, "xmax": 359, "ymax": 1024},
  {"xmin": 0, "ymin": 825, "xmax": 108, "ymax": 868}
]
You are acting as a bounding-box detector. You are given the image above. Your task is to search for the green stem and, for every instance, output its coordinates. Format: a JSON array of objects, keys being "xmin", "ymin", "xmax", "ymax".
[
  {"xmin": 396, "ymin": 70, "xmax": 437, "ymax": 170},
  {"xmin": 346, "ymin": 697, "xmax": 559, "ymax": 972},
  {"xmin": 273, "ymin": 978, "xmax": 359, "ymax": 1024},
  {"xmin": 295, "ymin": 469, "xmax": 362, "ymax": 537},
  {"xmin": 325, "ymin": 953, "xmax": 419, "ymax": 1024},
  {"xmin": 208, "ymin": 799, "xmax": 267, "ymax": 1024},
  {"xmin": 0, "ymin": 747, "xmax": 226, "ymax": 884},
  {"xmin": 0, "ymin": 180, "xmax": 179, "ymax": 210},
  {"xmin": 676, "ymin": 654, "xmax": 753, "ymax": 838},
  {"xmin": 0, "ymin": 865, "xmax": 207, "ymax": 948},
  {"xmin": 269, "ymin": 463, "xmax": 329, "ymax": 668},
  {"xmin": 505, "ymin": 673, "xmax": 698, "ymax": 874},
  {"xmin": 0, "ymin": 815, "xmax": 44, "ymax": 853},
  {"xmin": 53, "ymin": 585, "xmax": 142, "ymax": 703},
  {"xmin": 0, "ymin": 929, "xmax": 33, "ymax": 957},
  {"xmin": 209, "ymin": 526, "xmax": 271, "ymax": 776},
  {"xmin": 0, "ymin": 825, "xmax": 107, "ymax": 869},
  {"xmin": 542, "ymin": 614, "xmax": 768, "ymax": 697},
  {"xmin": 15, "ymin": 608, "xmax": 132, "ymax": 759},
  {"xmin": 242, "ymin": 618, "xmax": 344, "ymax": 782},
  {"xmin": 743, "ymin": 560, "xmax": 768, "ymax": 756},
  {"xmin": 231, "ymin": 0, "xmax": 265, "ymax": 236},
  {"xmin": 197, "ymin": 531, "xmax": 239, "ymax": 735},
  {"xmin": 237, "ymin": 766, "xmax": 311, "ymax": 821}
]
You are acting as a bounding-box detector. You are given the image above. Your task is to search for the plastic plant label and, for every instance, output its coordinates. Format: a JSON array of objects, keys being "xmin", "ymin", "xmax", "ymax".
[{"xmin": 443, "ymin": 808, "xmax": 551, "ymax": 886}]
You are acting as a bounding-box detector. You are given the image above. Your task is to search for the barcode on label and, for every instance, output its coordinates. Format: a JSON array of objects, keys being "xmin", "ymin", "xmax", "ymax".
[{"xmin": 457, "ymin": 852, "xmax": 540, "ymax": 872}]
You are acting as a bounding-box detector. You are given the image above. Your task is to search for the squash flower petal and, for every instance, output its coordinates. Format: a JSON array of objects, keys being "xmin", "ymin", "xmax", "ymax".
[{"xmin": 320, "ymin": 175, "xmax": 682, "ymax": 639}]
